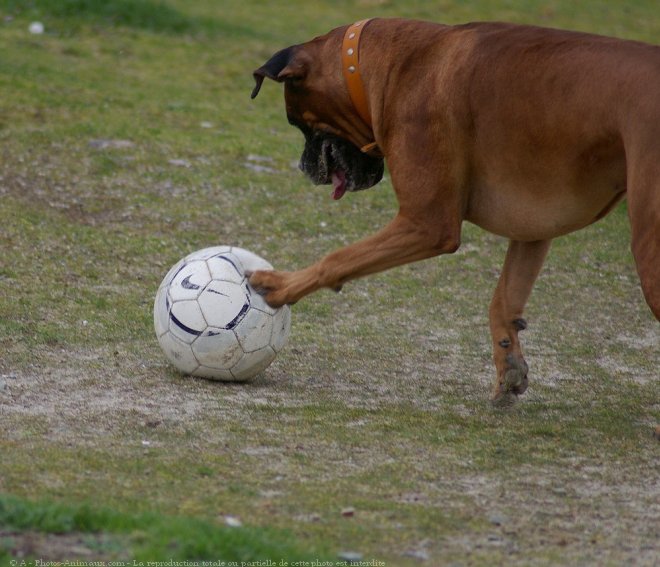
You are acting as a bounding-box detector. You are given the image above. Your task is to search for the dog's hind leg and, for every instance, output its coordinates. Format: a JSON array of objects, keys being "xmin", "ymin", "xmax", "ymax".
[
  {"xmin": 626, "ymin": 152, "xmax": 660, "ymax": 320},
  {"xmin": 489, "ymin": 239, "xmax": 551, "ymax": 406}
]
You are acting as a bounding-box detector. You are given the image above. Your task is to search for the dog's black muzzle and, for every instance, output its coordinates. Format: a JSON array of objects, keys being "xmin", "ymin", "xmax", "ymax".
[{"xmin": 298, "ymin": 129, "xmax": 384, "ymax": 192}]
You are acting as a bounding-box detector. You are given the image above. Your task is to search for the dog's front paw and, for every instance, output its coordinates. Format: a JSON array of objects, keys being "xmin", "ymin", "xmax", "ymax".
[{"xmin": 248, "ymin": 270, "xmax": 292, "ymax": 308}]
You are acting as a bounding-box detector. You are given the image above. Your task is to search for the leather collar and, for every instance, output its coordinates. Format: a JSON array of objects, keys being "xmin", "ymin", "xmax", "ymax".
[{"xmin": 342, "ymin": 19, "xmax": 382, "ymax": 156}]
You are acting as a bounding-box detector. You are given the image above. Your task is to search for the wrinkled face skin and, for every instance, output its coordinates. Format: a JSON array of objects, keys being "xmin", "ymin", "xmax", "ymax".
[
  {"xmin": 252, "ymin": 41, "xmax": 384, "ymax": 200},
  {"xmin": 291, "ymin": 117, "xmax": 384, "ymax": 200}
]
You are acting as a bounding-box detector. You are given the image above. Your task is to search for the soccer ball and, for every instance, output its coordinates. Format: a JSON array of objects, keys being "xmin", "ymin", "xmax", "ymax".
[{"xmin": 154, "ymin": 246, "xmax": 291, "ymax": 381}]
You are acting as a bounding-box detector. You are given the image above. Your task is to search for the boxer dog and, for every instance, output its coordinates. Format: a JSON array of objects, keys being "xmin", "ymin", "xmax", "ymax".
[{"xmin": 249, "ymin": 18, "xmax": 659, "ymax": 404}]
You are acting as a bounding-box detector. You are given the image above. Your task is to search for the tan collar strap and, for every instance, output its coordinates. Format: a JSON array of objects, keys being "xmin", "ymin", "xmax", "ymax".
[{"xmin": 342, "ymin": 19, "xmax": 380, "ymax": 154}]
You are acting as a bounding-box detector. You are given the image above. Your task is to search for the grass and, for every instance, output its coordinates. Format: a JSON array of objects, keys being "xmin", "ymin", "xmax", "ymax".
[
  {"xmin": 0, "ymin": 494, "xmax": 319, "ymax": 562},
  {"xmin": 0, "ymin": 0, "xmax": 659, "ymax": 565}
]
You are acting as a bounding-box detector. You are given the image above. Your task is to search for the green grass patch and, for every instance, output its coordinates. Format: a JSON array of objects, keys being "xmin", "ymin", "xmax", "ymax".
[
  {"xmin": 0, "ymin": 493, "xmax": 323, "ymax": 562},
  {"xmin": 1, "ymin": 0, "xmax": 233, "ymax": 36}
]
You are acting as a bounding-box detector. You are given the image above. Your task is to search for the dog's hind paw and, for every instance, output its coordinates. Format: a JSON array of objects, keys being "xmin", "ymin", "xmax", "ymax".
[
  {"xmin": 503, "ymin": 353, "xmax": 529, "ymax": 394},
  {"xmin": 490, "ymin": 353, "xmax": 529, "ymax": 406}
]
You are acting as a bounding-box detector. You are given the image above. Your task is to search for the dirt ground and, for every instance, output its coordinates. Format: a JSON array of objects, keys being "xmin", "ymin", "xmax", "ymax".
[{"xmin": 2, "ymin": 324, "xmax": 658, "ymax": 565}]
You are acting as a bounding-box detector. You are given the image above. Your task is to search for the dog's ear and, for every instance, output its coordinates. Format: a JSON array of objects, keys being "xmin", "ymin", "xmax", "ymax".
[{"xmin": 251, "ymin": 46, "xmax": 307, "ymax": 99}]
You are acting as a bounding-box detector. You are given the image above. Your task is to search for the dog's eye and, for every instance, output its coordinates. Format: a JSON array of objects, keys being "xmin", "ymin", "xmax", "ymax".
[{"xmin": 285, "ymin": 77, "xmax": 305, "ymax": 91}]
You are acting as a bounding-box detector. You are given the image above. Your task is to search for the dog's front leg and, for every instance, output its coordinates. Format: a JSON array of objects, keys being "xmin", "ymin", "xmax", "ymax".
[{"xmin": 249, "ymin": 213, "xmax": 460, "ymax": 308}]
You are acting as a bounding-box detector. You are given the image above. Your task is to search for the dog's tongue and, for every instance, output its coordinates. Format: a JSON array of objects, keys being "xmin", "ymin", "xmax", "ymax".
[{"xmin": 331, "ymin": 170, "xmax": 347, "ymax": 200}]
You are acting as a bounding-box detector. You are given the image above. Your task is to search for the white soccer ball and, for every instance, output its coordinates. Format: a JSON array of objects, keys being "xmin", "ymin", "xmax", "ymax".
[{"xmin": 154, "ymin": 246, "xmax": 291, "ymax": 381}]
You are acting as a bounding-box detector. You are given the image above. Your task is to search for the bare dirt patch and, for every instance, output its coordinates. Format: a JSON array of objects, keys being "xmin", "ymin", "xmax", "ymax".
[{"xmin": 1, "ymin": 331, "xmax": 658, "ymax": 565}]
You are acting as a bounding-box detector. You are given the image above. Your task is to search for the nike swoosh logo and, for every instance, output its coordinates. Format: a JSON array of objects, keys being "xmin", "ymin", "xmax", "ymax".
[{"xmin": 181, "ymin": 275, "xmax": 201, "ymax": 290}]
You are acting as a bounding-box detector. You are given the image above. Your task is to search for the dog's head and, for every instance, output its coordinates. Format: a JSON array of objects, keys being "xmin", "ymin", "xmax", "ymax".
[{"xmin": 251, "ymin": 38, "xmax": 384, "ymax": 200}]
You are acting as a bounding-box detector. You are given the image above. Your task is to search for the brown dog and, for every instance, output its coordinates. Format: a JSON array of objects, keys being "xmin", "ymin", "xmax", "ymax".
[{"xmin": 249, "ymin": 18, "xmax": 659, "ymax": 403}]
